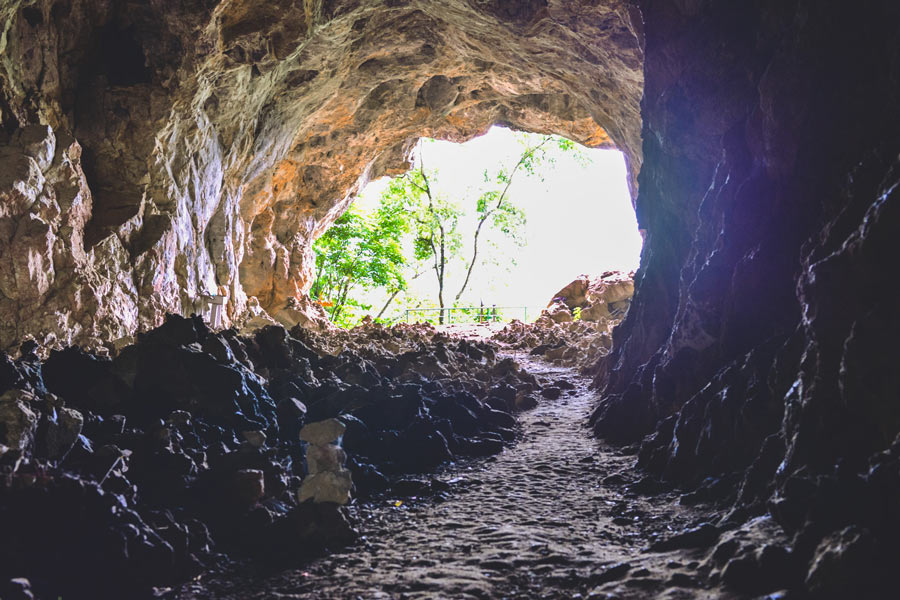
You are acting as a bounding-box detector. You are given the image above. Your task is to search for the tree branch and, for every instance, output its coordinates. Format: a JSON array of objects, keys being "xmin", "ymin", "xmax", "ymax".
[{"xmin": 455, "ymin": 136, "xmax": 551, "ymax": 301}]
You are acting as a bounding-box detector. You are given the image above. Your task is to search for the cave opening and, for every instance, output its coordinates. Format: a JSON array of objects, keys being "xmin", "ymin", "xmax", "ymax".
[
  {"xmin": 335, "ymin": 125, "xmax": 642, "ymax": 327},
  {"xmin": 2, "ymin": 0, "xmax": 899, "ymax": 598}
]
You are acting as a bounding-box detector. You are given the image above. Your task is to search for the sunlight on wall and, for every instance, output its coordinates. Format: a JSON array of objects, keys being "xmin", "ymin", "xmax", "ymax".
[{"xmin": 355, "ymin": 126, "xmax": 642, "ymax": 314}]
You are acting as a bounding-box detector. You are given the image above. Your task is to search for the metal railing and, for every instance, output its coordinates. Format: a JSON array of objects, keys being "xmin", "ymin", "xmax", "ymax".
[{"xmin": 404, "ymin": 305, "xmax": 529, "ymax": 325}]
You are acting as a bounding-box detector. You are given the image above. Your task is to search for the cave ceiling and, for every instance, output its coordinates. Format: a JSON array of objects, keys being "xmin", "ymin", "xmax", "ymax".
[{"xmin": 0, "ymin": 0, "xmax": 643, "ymax": 350}]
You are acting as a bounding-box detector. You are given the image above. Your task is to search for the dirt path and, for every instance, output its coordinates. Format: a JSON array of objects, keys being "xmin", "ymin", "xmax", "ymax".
[{"xmin": 175, "ymin": 355, "xmax": 721, "ymax": 599}]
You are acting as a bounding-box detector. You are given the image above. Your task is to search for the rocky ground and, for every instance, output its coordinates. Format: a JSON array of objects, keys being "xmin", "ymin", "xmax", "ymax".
[
  {"xmin": 492, "ymin": 319, "xmax": 618, "ymax": 375},
  {"xmin": 491, "ymin": 271, "xmax": 634, "ymax": 375},
  {"xmin": 171, "ymin": 354, "xmax": 795, "ymax": 600},
  {"xmin": 3, "ymin": 314, "xmax": 891, "ymax": 598},
  {"xmin": 0, "ymin": 316, "xmax": 542, "ymax": 599}
]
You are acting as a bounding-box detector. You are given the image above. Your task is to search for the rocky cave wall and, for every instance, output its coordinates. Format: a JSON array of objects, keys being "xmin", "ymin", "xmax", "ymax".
[
  {"xmin": 0, "ymin": 0, "xmax": 643, "ymax": 352},
  {"xmin": 3, "ymin": 0, "xmax": 900, "ymax": 576},
  {"xmin": 590, "ymin": 0, "xmax": 900, "ymax": 564}
]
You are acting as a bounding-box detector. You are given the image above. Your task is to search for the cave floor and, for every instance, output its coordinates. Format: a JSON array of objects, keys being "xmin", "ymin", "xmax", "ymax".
[{"xmin": 173, "ymin": 355, "xmax": 732, "ymax": 599}]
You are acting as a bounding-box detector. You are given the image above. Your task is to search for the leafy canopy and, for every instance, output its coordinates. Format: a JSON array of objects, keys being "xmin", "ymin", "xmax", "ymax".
[
  {"xmin": 311, "ymin": 130, "xmax": 590, "ymax": 326},
  {"xmin": 310, "ymin": 200, "xmax": 409, "ymax": 326}
]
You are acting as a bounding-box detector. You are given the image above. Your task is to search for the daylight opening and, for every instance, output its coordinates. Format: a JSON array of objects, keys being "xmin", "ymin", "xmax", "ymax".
[{"xmin": 311, "ymin": 126, "xmax": 642, "ymax": 327}]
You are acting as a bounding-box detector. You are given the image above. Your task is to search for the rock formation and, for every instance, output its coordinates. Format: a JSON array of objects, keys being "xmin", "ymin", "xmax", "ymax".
[
  {"xmin": 1, "ymin": 0, "xmax": 899, "ymax": 596},
  {"xmin": 0, "ymin": 315, "xmax": 540, "ymax": 596},
  {"xmin": 544, "ymin": 270, "xmax": 634, "ymax": 323},
  {"xmin": 493, "ymin": 271, "xmax": 634, "ymax": 373},
  {"xmin": 298, "ymin": 418, "xmax": 352, "ymax": 504},
  {"xmin": 0, "ymin": 0, "xmax": 642, "ymax": 352},
  {"xmin": 587, "ymin": 1, "xmax": 900, "ymax": 593}
]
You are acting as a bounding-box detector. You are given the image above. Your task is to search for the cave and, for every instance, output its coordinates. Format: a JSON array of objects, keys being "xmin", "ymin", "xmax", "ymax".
[{"xmin": 0, "ymin": 0, "xmax": 898, "ymax": 598}]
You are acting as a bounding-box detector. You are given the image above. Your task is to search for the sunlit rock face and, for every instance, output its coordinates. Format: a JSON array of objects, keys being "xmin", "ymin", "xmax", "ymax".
[
  {"xmin": 0, "ymin": 125, "xmax": 138, "ymax": 349},
  {"xmin": 0, "ymin": 0, "xmax": 643, "ymax": 351}
]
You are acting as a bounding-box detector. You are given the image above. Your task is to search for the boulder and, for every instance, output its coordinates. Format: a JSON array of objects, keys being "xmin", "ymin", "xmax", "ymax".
[
  {"xmin": 40, "ymin": 401, "xmax": 84, "ymax": 460},
  {"xmin": 298, "ymin": 469, "xmax": 353, "ymax": 505},
  {"xmin": 242, "ymin": 430, "xmax": 267, "ymax": 448},
  {"xmin": 300, "ymin": 419, "xmax": 346, "ymax": 445},
  {"xmin": 285, "ymin": 503, "xmax": 358, "ymax": 551},
  {"xmin": 227, "ymin": 469, "xmax": 266, "ymax": 508},
  {"xmin": 0, "ymin": 390, "xmax": 39, "ymax": 451},
  {"xmin": 545, "ymin": 302, "xmax": 574, "ymax": 323}
]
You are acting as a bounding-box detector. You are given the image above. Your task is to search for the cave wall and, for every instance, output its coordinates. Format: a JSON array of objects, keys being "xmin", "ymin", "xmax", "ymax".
[
  {"xmin": 0, "ymin": 0, "xmax": 643, "ymax": 351},
  {"xmin": 590, "ymin": 0, "xmax": 900, "ymax": 553},
  {"xmin": 2, "ymin": 0, "xmax": 898, "ymax": 546}
]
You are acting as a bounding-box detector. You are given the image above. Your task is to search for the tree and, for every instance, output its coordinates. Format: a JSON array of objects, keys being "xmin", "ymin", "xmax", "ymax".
[
  {"xmin": 310, "ymin": 202, "xmax": 408, "ymax": 326},
  {"xmin": 373, "ymin": 132, "xmax": 585, "ymax": 321},
  {"xmin": 312, "ymin": 130, "xmax": 589, "ymax": 326},
  {"xmin": 454, "ymin": 133, "xmax": 558, "ymax": 301},
  {"xmin": 378, "ymin": 156, "xmax": 463, "ymax": 323}
]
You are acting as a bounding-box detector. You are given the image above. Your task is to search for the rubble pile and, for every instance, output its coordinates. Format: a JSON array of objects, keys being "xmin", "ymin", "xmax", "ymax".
[
  {"xmin": 0, "ymin": 315, "xmax": 538, "ymax": 598},
  {"xmin": 493, "ymin": 272, "xmax": 634, "ymax": 372},
  {"xmin": 542, "ymin": 271, "xmax": 634, "ymax": 325}
]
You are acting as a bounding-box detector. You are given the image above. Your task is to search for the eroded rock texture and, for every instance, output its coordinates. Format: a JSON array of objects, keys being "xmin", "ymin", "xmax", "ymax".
[
  {"xmin": 2, "ymin": 0, "xmax": 900, "ymax": 595},
  {"xmin": 0, "ymin": 0, "xmax": 643, "ymax": 351},
  {"xmin": 492, "ymin": 271, "xmax": 634, "ymax": 373},
  {"xmin": 0, "ymin": 315, "xmax": 539, "ymax": 597},
  {"xmin": 589, "ymin": 0, "xmax": 900, "ymax": 591}
]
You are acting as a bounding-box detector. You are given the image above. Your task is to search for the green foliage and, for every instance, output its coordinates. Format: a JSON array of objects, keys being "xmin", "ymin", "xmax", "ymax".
[
  {"xmin": 311, "ymin": 202, "xmax": 409, "ymax": 326},
  {"xmin": 573, "ymin": 306, "xmax": 582, "ymax": 321},
  {"xmin": 313, "ymin": 130, "xmax": 590, "ymax": 326},
  {"xmin": 383, "ymin": 168, "xmax": 463, "ymax": 259}
]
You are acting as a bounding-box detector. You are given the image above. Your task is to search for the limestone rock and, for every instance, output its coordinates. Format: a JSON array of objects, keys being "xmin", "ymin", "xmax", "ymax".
[
  {"xmin": 544, "ymin": 271, "xmax": 634, "ymax": 323},
  {"xmin": 307, "ymin": 444, "xmax": 347, "ymax": 475},
  {"xmin": 300, "ymin": 419, "xmax": 346, "ymax": 446},
  {"xmin": 545, "ymin": 302, "xmax": 574, "ymax": 323},
  {"xmin": 0, "ymin": 389, "xmax": 39, "ymax": 451},
  {"xmin": 493, "ymin": 273, "xmax": 632, "ymax": 373},
  {"xmin": 298, "ymin": 469, "xmax": 353, "ymax": 505},
  {"xmin": 0, "ymin": 0, "xmax": 642, "ymax": 351},
  {"xmin": 0, "ymin": 124, "xmax": 138, "ymax": 352},
  {"xmin": 237, "ymin": 297, "xmax": 282, "ymax": 336}
]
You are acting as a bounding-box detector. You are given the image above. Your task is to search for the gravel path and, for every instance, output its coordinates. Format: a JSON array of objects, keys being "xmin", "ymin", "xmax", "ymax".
[{"xmin": 175, "ymin": 355, "xmax": 719, "ymax": 599}]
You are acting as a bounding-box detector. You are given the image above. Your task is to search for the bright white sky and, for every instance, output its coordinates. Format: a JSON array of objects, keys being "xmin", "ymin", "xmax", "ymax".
[{"xmin": 353, "ymin": 126, "xmax": 642, "ymax": 318}]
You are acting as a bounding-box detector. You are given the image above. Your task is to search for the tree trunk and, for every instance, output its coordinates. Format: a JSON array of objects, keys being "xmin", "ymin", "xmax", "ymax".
[
  {"xmin": 375, "ymin": 290, "xmax": 400, "ymax": 320},
  {"xmin": 455, "ymin": 137, "xmax": 551, "ymax": 302},
  {"xmin": 456, "ymin": 216, "xmax": 488, "ymax": 302},
  {"xmin": 437, "ymin": 231, "xmax": 446, "ymax": 324}
]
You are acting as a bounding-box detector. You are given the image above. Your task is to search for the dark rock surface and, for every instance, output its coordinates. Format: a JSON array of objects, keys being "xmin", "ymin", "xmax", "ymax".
[
  {"xmin": 0, "ymin": 315, "xmax": 538, "ymax": 597},
  {"xmin": 171, "ymin": 357, "xmax": 807, "ymax": 600},
  {"xmin": 172, "ymin": 357, "xmax": 735, "ymax": 599},
  {"xmin": 586, "ymin": 1, "xmax": 900, "ymax": 593}
]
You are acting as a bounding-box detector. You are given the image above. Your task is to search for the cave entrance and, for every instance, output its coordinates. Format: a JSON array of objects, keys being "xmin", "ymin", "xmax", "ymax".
[{"xmin": 316, "ymin": 126, "xmax": 642, "ymax": 327}]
